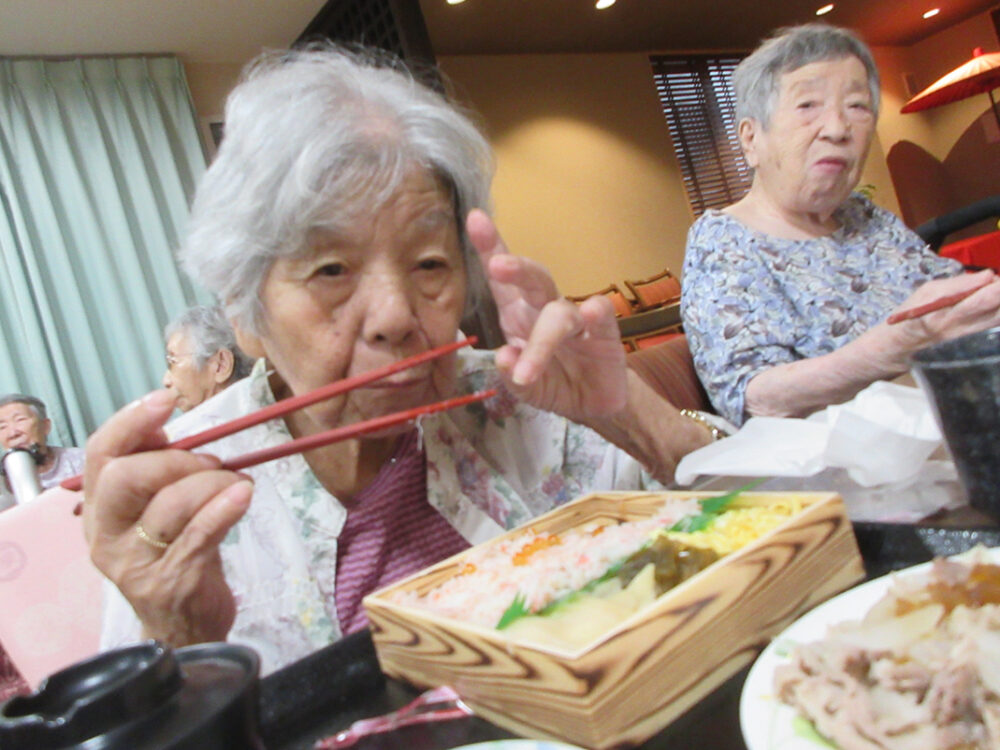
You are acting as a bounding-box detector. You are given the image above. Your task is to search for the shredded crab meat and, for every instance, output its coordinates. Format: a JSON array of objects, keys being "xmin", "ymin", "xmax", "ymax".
[{"xmin": 391, "ymin": 496, "xmax": 703, "ymax": 627}]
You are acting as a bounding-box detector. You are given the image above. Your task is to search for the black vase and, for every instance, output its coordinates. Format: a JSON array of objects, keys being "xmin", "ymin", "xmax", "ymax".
[{"xmin": 912, "ymin": 325, "xmax": 1000, "ymax": 522}]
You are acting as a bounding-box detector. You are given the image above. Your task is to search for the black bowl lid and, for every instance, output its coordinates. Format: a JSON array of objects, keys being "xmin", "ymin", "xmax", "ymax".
[{"xmin": 0, "ymin": 640, "xmax": 262, "ymax": 749}]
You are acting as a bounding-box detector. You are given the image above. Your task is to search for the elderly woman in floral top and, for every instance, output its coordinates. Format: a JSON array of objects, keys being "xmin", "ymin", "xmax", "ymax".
[
  {"xmin": 681, "ymin": 24, "xmax": 1000, "ymax": 426},
  {"xmin": 85, "ymin": 45, "xmax": 712, "ymax": 674}
]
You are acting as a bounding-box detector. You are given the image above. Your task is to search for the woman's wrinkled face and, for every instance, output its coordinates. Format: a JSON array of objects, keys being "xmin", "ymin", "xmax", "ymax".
[
  {"xmin": 162, "ymin": 331, "xmax": 223, "ymax": 412},
  {"xmin": 740, "ymin": 56, "xmax": 876, "ymax": 216},
  {"xmin": 0, "ymin": 402, "xmax": 49, "ymax": 451},
  {"xmin": 235, "ymin": 169, "xmax": 467, "ymax": 434}
]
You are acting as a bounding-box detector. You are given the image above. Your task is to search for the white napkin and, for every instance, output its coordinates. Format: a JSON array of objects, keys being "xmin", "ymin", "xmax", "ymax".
[
  {"xmin": 674, "ymin": 382, "xmax": 963, "ymax": 521},
  {"xmin": 675, "ymin": 416, "xmax": 831, "ymax": 484},
  {"xmin": 676, "ymin": 382, "xmax": 942, "ymax": 486},
  {"xmin": 817, "ymin": 381, "xmax": 943, "ymax": 486}
]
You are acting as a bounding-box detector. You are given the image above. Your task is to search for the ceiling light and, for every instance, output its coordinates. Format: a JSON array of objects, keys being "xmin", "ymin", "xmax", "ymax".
[
  {"xmin": 923, "ymin": 7, "xmax": 940, "ymax": 18},
  {"xmin": 596, "ymin": 0, "xmax": 616, "ymax": 8},
  {"xmin": 446, "ymin": 0, "xmax": 466, "ymax": 5},
  {"xmin": 816, "ymin": 4, "xmax": 834, "ymax": 15}
]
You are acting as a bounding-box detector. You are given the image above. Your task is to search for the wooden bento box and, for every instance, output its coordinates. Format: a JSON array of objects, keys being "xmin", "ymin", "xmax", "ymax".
[{"xmin": 363, "ymin": 490, "xmax": 863, "ymax": 749}]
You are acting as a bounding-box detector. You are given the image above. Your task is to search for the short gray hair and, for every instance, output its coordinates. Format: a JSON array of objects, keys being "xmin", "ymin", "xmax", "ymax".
[
  {"xmin": 0, "ymin": 394, "xmax": 46, "ymax": 421},
  {"xmin": 179, "ymin": 43, "xmax": 495, "ymax": 336},
  {"xmin": 164, "ymin": 305, "xmax": 254, "ymax": 381},
  {"xmin": 733, "ymin": 23, "xmax": 880, "ymax": 127}
]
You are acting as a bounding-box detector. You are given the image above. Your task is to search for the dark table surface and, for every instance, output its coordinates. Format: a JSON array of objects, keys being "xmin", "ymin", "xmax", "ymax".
[
  {"xmin": 257, "ymin": 516, "xmax": 1000, "ymax": 750},
  {"xmin": 259, "ymin": 632, "xmax": 752, "ymax": 750}
]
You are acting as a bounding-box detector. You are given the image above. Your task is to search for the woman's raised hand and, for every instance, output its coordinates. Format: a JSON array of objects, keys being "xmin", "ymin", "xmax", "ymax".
[
  {"xmin": 466, "ymin": 209, "xmax": 628, "ymax": 421},
  {"xmin": 83, "ymin": 390, "xmax": 252, "ymax": 646},
  {"xmin": 884, "ymin": 269, "xmax": 1000, "ymax": 366}
]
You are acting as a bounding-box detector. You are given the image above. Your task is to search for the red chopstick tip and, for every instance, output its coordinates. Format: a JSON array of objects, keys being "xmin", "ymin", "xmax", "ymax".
[
  {"xmin": 220, "ymin": 388, "xmax": 497, "ymax": 473},
  {"xmin": 887, "ymin": 284, "xmax": 986, "ymax": 325}
]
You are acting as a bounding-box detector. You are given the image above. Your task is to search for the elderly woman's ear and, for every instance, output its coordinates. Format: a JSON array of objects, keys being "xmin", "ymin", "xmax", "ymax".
[
  {"xmin": 230, "ymin": 320, "xmax": 266, "ymax": 362},
  {"xmin": 737, "ymin": 118, "xmax": 761, "ymax": 169},
  {"xmin": 211, "ymin": 348, "xmax": 236, "ymax": 385}
]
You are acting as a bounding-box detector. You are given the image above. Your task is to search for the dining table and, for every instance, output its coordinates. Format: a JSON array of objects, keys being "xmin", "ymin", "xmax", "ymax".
[{"xmin": 257, "ymin": 472, "xmax": 1000, "ymax": 750}]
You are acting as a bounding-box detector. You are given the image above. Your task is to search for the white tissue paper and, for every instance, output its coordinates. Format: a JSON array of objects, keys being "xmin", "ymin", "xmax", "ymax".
[{"xmin": 674, "ymin": 381, "xmax": 965, "ymax": 522}]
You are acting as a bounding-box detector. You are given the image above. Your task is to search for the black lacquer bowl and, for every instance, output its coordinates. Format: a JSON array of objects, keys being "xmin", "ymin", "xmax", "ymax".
[
  {"xmin": 912, "ymin": 325, "xmax": 1000, "ymax": 522},
  {"xmin": 0, "ymin": 641, "xmax": 263, "ymax": 749}
]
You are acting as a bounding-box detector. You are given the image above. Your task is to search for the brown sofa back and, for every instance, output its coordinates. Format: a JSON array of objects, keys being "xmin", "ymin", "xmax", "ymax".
[{"xmin": 625, "ymin": 334, "xmax": 711, "ymax": 413}]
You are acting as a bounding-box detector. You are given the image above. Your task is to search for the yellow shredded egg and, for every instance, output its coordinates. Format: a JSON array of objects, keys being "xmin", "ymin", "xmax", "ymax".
[{"xmin": 663, "ymin": 499, "xmax": 803, "ymax": 555}]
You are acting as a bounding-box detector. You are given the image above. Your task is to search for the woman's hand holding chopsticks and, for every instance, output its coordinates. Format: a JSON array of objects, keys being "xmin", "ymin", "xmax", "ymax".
[
  {"xmin": 80, "ymin": 340, "xmax": 494, "ymax": 647},
  {"xmin": 745, "ymin": 269, "xmax": 1000, "ymax": 421},
  {"xmin": 882, "ymin": 269, "xmax": 1000, "ymax": 361},
  {"xmin": 83, "ymin": 389, "xmax": 252, "ymax": 648},
  {"xmin": 467, "ymin": 209, "xmax": 628, "ymax": 422}
]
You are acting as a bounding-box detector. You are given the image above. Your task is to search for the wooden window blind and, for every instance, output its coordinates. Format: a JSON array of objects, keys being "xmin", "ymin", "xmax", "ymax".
[{"xmin": 650, "ymin": 54, "xmax": 752, "ymax": 217}]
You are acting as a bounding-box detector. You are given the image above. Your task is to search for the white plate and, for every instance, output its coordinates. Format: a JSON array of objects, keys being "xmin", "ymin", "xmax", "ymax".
[{"xmin": 739, "ymin": 547, "xmax": 999, "ymax": 750}]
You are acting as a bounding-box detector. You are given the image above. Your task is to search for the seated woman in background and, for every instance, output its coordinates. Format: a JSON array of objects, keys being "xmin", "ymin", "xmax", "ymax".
[
  {"xmin": 85, "ymin": 44, "xmax": 713, "ymax": 674},
  {"xmin": 681, "ymin": 23, "xmax": 1000, "ymax": 426},
  {"xmin": 162, "ymin": 304, "xmax": 254, "ymax": 412}
]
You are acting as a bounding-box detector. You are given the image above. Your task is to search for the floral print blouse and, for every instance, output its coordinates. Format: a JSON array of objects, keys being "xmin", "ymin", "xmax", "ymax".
[
  {"xmin": 101, "ymin": 349, "xmax": 661, "ymax": 674},
  {"xmin": 680, "ymin": 194, "xmax": 961, "ymax": 425}
]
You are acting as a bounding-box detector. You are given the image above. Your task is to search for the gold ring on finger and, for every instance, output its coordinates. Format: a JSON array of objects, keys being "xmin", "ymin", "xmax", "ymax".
[{"xmin": 135, "ymin": 522, "xmax": 170, "ymax": 550}]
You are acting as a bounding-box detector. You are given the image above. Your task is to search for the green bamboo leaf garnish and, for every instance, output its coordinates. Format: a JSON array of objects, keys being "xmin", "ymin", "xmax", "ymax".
[
  {"xmin": 494, "ymin": 479, "xmax": 769, "ymax": 630},
  {"xmin": 669, "ymin": 478, "xmax": 767, "ymax": 533},
  {"xmin": 531, "ymin": 559, "xmax": 628, "ymax": 618},
  {"xmin": 496, "ymin": 592, "xmax": 530, "ymax": 629}
]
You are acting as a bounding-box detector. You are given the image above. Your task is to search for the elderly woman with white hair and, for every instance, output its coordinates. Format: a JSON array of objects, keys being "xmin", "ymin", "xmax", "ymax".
[
  {"xmin": 681, "ymin": 23, "xmax": 1000, "ymax": 427},
  {"xmin": 84, "ymin": 45, "xmax": 712, "ymax": 674},
  {"xmin": 162, "ymin": 305, "xmax": 254, "ymax": 412}
]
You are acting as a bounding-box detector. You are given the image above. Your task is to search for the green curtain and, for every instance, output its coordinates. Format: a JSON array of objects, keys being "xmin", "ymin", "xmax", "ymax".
[{"xmin": 0, "ymin": 55, "xmax": 209, "ymax": 447}]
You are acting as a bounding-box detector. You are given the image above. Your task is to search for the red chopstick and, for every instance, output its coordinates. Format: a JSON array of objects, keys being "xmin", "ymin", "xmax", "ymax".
[
  {"xmin": 887, "ymin": 287, "xmax": 982, "ymax": 325},
  {"xmin": 222, "ymin": 389, "xmax": 496, "ymax": 472},
  {"xmin": 61, "ymin": 337, "xmax": 478, "ymax": 491}
]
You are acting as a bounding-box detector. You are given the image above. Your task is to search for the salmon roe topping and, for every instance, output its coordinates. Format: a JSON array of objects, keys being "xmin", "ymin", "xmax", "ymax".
[{"xmin": 512, "ymin": 534, "xmax": 562, "ymax": 565}]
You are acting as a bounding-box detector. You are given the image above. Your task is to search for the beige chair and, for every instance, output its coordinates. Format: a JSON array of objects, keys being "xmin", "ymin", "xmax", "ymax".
[
  {"xmin": 566, "ymin": 283, "xmax": 636, "ymax": 318},
  {"xmin": 617, "ymin": 301, "xmax": 683, "ymax": 352},
  {"xmin": 624, "ymin": 269, "xmax": 682, "ymax": 311},
  {"xmin": 625, "ymin": 334, "xmax": 711, "ymax": 412}
]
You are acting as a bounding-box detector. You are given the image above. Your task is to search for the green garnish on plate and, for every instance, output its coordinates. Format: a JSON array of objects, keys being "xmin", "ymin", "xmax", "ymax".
[
  {"xmin": 792, "ymin": 716, "xmax": 837, "ymax": 748},
  {"xmin": 496, "ymin": 592, "xmax": 530, "ymax": 629},
  {"xmin": 669, "ymin": 478, "xmax": 766, "ymax": 533}
]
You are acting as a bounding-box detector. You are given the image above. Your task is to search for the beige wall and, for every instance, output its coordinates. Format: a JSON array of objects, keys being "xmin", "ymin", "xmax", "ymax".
[
  {"xmin": 899, "ymin": 11, "xmax": 999, "ymax": 162},
  {"xmin": 858, "ymin": 113, "xmax": 901, "ymax": 217},
  {"xmin": 440, "ymin": 51, "xmax": 911, "ymax": 295},
  {"xmin": 871, "ymin": 45, "xmax": 937, "ymax": 161},
  {"xmin": 182, "ymin": 61, "xmax": 243, "ymax": 158},
  {"xmin": 440, "ymin": 53, "xmax": 694, "ymax": 297},
  {"xmin": 872, "ymin": 10, "xmax": 1000, "ymax": 230},
  {"xmin": 181, "ymin": 12, "xmax": 999, "ymax": 296},
  {"xmin": 182, "ymin": 52, "xmax": 697, "ymax": 296}
]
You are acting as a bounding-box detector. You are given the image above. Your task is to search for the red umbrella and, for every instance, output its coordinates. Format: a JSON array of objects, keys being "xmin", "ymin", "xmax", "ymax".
[{"xmin": 901, "ymin": 47, "xmax": 1000, "ymax": 130}]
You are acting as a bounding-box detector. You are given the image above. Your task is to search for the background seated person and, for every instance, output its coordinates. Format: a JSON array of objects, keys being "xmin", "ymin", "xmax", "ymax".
[
  {"xmin": 85, "ymin": 44, "xmax": 713, "ymax": 675},
  {"xmin": 681, "ymin": 23, "xmax": 1000, "ymax": 426},
  {"xmin": 0, "ymin": 393, "xmax": 84, "ymax": 506},
  {"xmin": 163, "ymin": 304, "xmax": 254, "ymax": 412}
]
